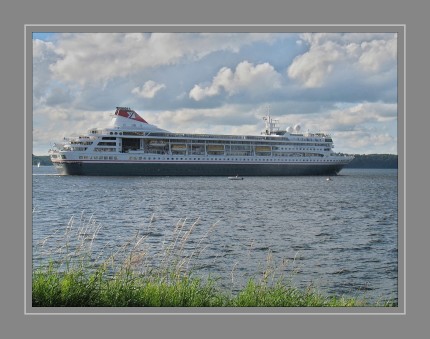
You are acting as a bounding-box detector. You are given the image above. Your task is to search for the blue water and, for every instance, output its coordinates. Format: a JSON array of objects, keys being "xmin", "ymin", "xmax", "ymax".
[{"xmin": 32, "ymin": 166, "xmax": 398, "ymax": 304}]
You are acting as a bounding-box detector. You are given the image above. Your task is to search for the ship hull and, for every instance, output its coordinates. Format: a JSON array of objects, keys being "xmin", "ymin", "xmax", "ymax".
[{"xmin": 54, "ymin": 161, "xmax": 347, "ymax": 176}]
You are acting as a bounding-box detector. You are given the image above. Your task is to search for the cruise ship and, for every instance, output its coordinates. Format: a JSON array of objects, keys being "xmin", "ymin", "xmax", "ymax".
[{"xmin": 49, "ymin": 107, "xmax": 353, "ymax": 176}]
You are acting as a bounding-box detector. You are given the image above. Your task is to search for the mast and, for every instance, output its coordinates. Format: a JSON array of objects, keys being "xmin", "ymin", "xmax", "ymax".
[{"xmin": 262, "ymin": 105, "xmax": 280, "ymax": 135}]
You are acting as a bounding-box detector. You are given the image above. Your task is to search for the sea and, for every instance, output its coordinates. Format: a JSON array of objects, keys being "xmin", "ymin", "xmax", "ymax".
[{"xmin": 31, "ymin": 166, "xmax": 398, "ymax": 304}]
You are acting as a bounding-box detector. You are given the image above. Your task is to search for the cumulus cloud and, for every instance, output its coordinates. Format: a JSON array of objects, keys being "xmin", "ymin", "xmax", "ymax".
[
  {"xmin": 287, "ymin": 33, "xmax": 397, "ymax": 88},
  {"xmin": 46, "ymin": 33, "xmax": 282, "ymax": 85},
  {"xmin": 33, "ymin": 39, "xmax": 61, "ymax": 104},
  {"xmin": 329, "ymin": 102, "xmax": 397, "ymax": 128},
  {"xmin": 288, "ymin": 102, "xmax": 397, "ymax": 133},
  {"xmin": 33, "ymin": 39, "xmax": 56, "ymax": 58},
  {"xmin": 358, "ymin": 38, "xmax": 397, "ymax": 72},
  {"xmin": 335, "ymin": 130, "xmax": 396, "ymax": 154},
  {"xmin": 132, "ymin": 80, "xmax": 166, "ymax": 98},
  {"xmin": 142, "ymin": 103, "xmax": 261, "ymax": 134},
  {"xmin": 189, "ymin": 61, "xmax": 282, "ymax": 101}
]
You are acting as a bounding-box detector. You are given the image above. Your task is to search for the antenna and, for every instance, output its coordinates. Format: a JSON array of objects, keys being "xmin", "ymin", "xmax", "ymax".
[{"xmin": 262, "ymin": 104, "xmax": 280, "ymax": 135}]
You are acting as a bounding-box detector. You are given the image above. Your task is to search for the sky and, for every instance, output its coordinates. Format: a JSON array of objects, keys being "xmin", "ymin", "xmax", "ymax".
[{"xmin": 32, "ymin": 32, "xmax": 398, "ymax": 155}]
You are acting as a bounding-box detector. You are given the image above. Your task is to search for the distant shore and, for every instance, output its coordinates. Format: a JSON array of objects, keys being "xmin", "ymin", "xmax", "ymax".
[{"xmin": 344, "ymin": 154, "xmax": 398, "ymax": 169}]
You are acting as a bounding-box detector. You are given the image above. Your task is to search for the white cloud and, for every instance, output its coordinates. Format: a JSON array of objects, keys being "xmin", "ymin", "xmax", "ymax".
[
  {"xmin": 33, "ymin": 39, "xmax": 61, "ymax": 104},
  {"xmin": 33, "ymin": 39, "xmax": 56, "ymax": 58},
  {"xmin": 329, "ymin": 102, "xmax": 397, "ymax": 128},
  {"xmin": 287, "ymin": 33, "xmax": 397, "ymax": 88},
  {"xmin": 47, "ymin": 33, "xmax": 282, "ymax": 85},
  {"xmin": 286, "ymin": 102, "xmax": 397, "ymax": 133},
  {"xmin": 142, "ymin": 104, "xmax": 262, "ymax": 135},
  {"xmin": 358, "ymin": 38, "xmax": 397, "ymax": 72},
  {"xmin": 189, "ymin": 61, "xmax": 282, "ymax": 101},
  {"xmin": 132, "ymin": 80, "xmax": 166, "ymax": 99},
  {"xmin": 287, "ymin": 37, "xmax": 345, "ymax": 88},
  {"xmin": 335, "ymin": 130, "xmax": 396, "ymax": 154}
]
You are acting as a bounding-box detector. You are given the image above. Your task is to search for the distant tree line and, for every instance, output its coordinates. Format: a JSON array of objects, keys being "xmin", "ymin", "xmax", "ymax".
[
  {"xmin": 33, "ymin": 153, "xmax": 398, "ymax": 168},
  {"xmin": 344, "ymin": 154, "xmax": 398, "ymax": 169}
]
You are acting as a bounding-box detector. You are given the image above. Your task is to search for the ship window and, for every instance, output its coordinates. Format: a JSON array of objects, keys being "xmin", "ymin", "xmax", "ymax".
[
  {"xmin": 110, "ymin": 132, "xmax": 113, "ymax": 135},
  {"xmin": 79, "ymin": 156, "xmax": 83, "ymax": 159},
  {"xmin": 109, "ymin": 156, "xmax": 113, "ymax": 160}
]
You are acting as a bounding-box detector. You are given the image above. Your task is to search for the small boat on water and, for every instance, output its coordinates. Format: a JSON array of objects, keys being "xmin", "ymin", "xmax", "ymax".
[
  {"xmin": 37, "ymin": 162, "xmax": 41, "ymax": 168},
  {"xmin": 228, "ymin": 175, "xmax": 244, "ymax": 180}
]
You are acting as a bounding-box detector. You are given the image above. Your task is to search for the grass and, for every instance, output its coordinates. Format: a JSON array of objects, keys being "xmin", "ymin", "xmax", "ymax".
[
  {"xmin": 32, "ymin": 213, "xmax": 397, "ymax": 308},
  {"xmin": 34, "ymin": 267, "xmax": 385, "ymax": 307},
  {"xmin": 33, "ymin": 266, "xmax": 224, "ymax": 307}
]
